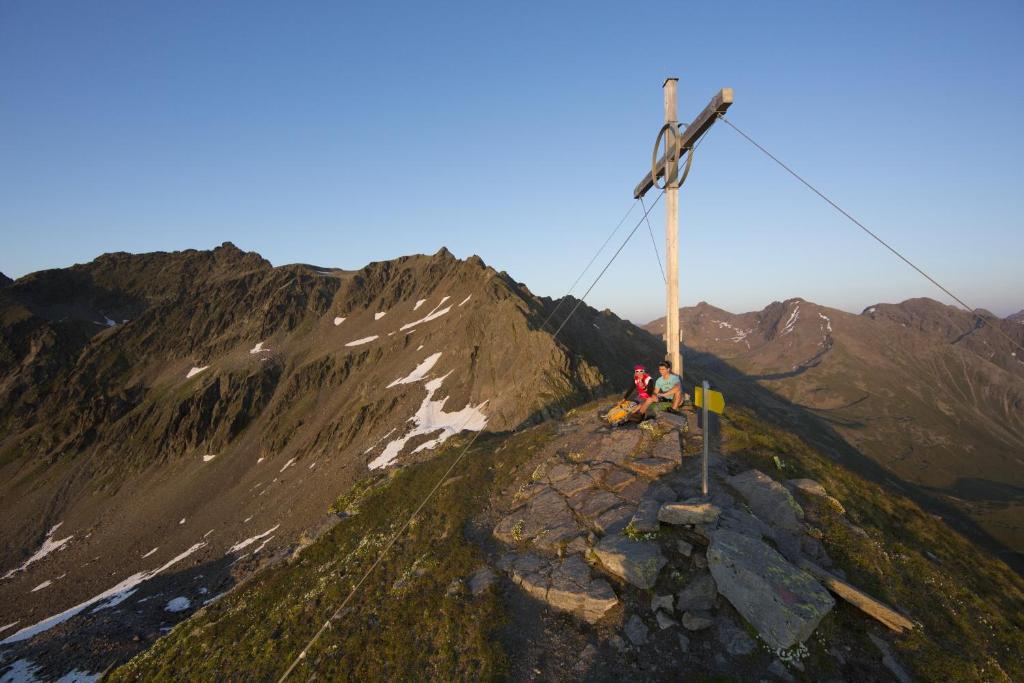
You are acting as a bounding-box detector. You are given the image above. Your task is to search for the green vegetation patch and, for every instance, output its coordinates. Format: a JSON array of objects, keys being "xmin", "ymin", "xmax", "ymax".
[{"xmin": 111, "ymin": 424, "xmax": 555, "ymax": 682}]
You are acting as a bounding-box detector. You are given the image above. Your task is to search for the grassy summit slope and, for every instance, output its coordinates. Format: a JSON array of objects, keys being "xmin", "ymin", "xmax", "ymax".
[{"xmin": 111, "ymin": 400, "xmax": 1024, "ymax": 682}]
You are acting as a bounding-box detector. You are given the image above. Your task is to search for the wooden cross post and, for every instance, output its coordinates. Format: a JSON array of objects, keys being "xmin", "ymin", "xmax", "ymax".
[{"xmin": 633, "ymin": 81, "xmax": 733, "ymax": 378}]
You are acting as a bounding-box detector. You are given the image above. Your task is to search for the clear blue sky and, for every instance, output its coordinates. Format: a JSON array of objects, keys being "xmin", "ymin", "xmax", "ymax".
[{"xmin": 1, "ymin": 1, "xmax": 1021, "ymax": 322}]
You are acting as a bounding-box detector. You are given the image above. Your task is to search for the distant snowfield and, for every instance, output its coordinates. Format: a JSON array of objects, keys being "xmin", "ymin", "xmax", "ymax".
[
  {"xmin": 369, "ymin": 371, "xmax": 488, "ymax": 470},
  {"xmin": 30, "ymin": 580, "xmax": 51, "ymax": 593},
  {"xmin": 345, "ymin": 335, "xmax": 379, "ymax": 347},
  {"xmin": 186, "ymin": 366, "xmax": 209, "ymax": 379},
  {"xmin": 1, "ymin": 542, "xmax": 207, "ymax": 644},
  {"xmin": 333, "ymin": 316, "xmax": 346, "ymax": 326},
  {"xmin": 249, "ymin": 341, "xmax": 268, "ymax": 354},
  {"xmin": 202, "ymin": 454, "xmax": 216, "ymax": 462},
  {"xmin": 818, "ymin": 312, "xmax": 833, "ymax": 332},
  {"xmin": 459, "ymin": 294, "xmax": 472, "ymax": 306},
  {"xmin": 414, "ymin": 299, "xmax": 427, "ymax": 311},
  {"xmin": 2, "ymin": 523, "xmax": 73, "ymax": 580},
  {"xmin": 387, "ymin": 353, "xmax": 442, "ymax": 388},
  {"xmin": 400, "ymin": 296, "xmax": 452, "ymax": 331},
  {"xmin": 279, "ymin": 458, "xmax": 296, "ymax": 473},
  {"xmin": 141, "ymin": 547, "xmax": 158, "ymax": 559},
  {"xmin": 374, "ymin": 311, "xmax": 387, "ymax": 320}
]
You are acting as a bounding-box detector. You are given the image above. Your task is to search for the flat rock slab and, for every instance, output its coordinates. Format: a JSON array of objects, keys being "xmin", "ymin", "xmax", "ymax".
[
  {"xmin": 659, "ymin": 499, "xmax": 721, "ymax": 525},
  {"xmin": 728, "ymin": 470, "xmax": 804, "ymax": 534},
  {"xmin": 650, "ymin": 434, "xmax": 682, "ymax": 462},
  {"xmin": 708, "ymin": 529, "xmax": 834, "ymax": 650},
  {"xmin": 599, "ymin": 467, "xmax": 638, "ymax": 493},
  {"xmin": 502, "ymin": 553, "xmax": 618, "ymax": 624},
  {"xmin": 788, "ymin": 478, "xmax": 827, "ymax": 497},
  {"xmin": 593, "ymin": 534, "xmax": 667, "ymax": 589},
  {"xmin": 553, "ymin": 471, "xmax": 596, "ymax": 497},
  {"xmin": 629, "ymin": 499, "xmax": 661, "ymax": 534},
  {"xmin": 494, "ymin": 487, "xmax": 581, "ymax": 551},
  {"xmin": 594, "ymin": 506, "xmax": 634, "ymax": 535},
  {"xmin": 570, "ymin": 489, "xmax": 624, "ymax": 522},
  {"xmin": 624, "ymin": 457, "xmax": 679, "ymax": 479}
]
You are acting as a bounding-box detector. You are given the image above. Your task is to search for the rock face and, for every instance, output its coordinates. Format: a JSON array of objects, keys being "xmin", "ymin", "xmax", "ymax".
[
  {"xmin": 592, "ymin": 534, "xmax": 667, "ymax": 590},
  {"xmin": 676, "ymin": 573, "xmax": 718, "ymax": 611},
  {"xmin": 727, "ymin": 470, "xmax": 804, "ymax": 533},
  {"xmin": 707, "ymin": 530, "xmax": 834, "ymax": 650},
  {"xmin": 659, "ymin": 500, "xmax": 721, "ymax": 525}
]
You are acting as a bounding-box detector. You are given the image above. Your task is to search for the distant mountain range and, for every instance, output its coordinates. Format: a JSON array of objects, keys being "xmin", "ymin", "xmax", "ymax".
[
  {"xmin": 0, "ymin": 243, "xmax": 660, "ymax": 674},
  {"xmin": 646, "ymin": 297, "xmax": 1024, "ymax": 571}
]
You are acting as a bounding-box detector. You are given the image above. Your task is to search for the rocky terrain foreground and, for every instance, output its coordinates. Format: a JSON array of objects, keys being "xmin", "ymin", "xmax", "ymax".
[{"xmin": 482, "ymin": 405, "xmax": 915, "ymax": 681}]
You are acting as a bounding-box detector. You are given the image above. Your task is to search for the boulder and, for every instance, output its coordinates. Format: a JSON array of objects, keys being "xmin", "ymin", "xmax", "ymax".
[
  {"xmin": 594, "ymin": 506, "xmax": 633, "ymax": 535},
  {"xmin": 592, "ymin": 534, "xmax": 667, "ymax": 589},
  {"xmin": 624, "ymin": 614, "xmax": 649, "ymax": 645},
  {"xmin": 659, "ymin": 499, "xmax": 721, "ymax": 525},
  {"xmin": 546, "ymin": 554, "xmax": 619, "ymax": 623},
  {"xmin": 553, "ymin": 472, "xmax": 595, "ymax": 497},
  {"xmin": 727, "ymin": 470, "xmax": 804, "ymax": 533},
  {"xmin": 788, "ymin": 478, "xmax": 827, "ymax": 497},
  {"xmin": 676, "ymin": 573, "xmax": 717, "ymax": 611},
  {"xmin": 651, "ymin": 594, "xmax": 675, "ymax": 613},
  {"xmin": 707, "ymin": 530, "xmax": 834, "ymax": 650},
  {"xmin": 655, "ymin": 610, "xmax": 676, "ymax": 629},
  {"xmin": 681, "ymin": 610, "xmax": 713, "ymax": 631},
  {"xmin": 624, "ymin": 457, "xmax": 678, "ymax": 479}
]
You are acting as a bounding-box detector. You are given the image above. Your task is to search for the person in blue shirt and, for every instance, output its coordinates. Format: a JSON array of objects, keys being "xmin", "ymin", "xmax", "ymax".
[{"xmin": 634, "ymin": 360, "xmax": 685, "ymax": 417}]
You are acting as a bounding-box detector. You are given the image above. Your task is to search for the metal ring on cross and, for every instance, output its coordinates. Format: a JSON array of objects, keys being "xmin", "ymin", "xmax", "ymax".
[{"xmin": 651, "ymin": 122, "xmax": 682, "ymax": 190}]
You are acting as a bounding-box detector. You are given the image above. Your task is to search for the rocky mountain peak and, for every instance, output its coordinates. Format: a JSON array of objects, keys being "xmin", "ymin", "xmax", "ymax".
[{"xmin": 0, "ymin": 271, "xmax": 11, "ymax": 287}]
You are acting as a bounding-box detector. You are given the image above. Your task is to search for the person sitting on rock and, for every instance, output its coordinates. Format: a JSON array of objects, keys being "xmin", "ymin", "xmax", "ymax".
[
  {"xmin": 634, "ymin": 360, "xmax": 684, "ymax": 417},
  {"xmin": 623, "ymin": 364, "xmax": 656, "ymax": 405}
]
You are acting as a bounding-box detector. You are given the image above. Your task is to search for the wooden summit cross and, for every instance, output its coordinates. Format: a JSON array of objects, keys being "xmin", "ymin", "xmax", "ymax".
[{"xmin": 633, "ymin": 80, "xmax": 733, "ymax": 377}]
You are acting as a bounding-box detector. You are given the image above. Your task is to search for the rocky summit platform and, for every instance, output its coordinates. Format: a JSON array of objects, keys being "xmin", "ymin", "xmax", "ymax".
[{"xmin": 486, "ymin": 402, "xmax": 911, "ymax": 678}]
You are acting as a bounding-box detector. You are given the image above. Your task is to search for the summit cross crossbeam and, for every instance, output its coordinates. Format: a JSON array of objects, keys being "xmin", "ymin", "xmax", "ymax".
[{"xmin": 633, "ymin": 80, "xmax": 733, "ymax": 377}]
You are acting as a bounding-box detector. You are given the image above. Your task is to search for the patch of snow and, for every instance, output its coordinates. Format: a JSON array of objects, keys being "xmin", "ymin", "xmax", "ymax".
[
  {"xmin": 400, "ymin": 297, "xmax": 452, "ymax": 331},
  {"xmin": 257, "ymin": 457, "xmax": 265, "ymax": 464},
  {"xmin": 229, "ymin": 525, "xmax": 280, "ymax": 554},
  {"xmin": 249, "ymin": 341, "xmax": 268, "ymax": 354},
  {"xmin": 866, "ymin": 306, "xmax": 876, "ymax": 314},
  {"xmin": 308, "ymin": 461, "xmax": 316, "ymax": 469},
  {"xmin": 1, "ymin": 542, "xmax": 206, "ymax": 644},
  {"xmin": 2, "ymin": 523, "xmax": 73, "ymax": 580},
  {"xmin": 165, "ymin": 597, "xmax": 191, "ymax": 613},
  {"xmin": 30, "ymin": 580, "xmax": 51, "ymax": 593},
  {"xmin": 1, "ymin": 659, "xmax": 41, "ymax": 682},
  {"xmin": 141, "ymin": 547, "xmax": 158, "ymax": 559},
  {"xmin": 279, "ymin": 458, "xmax": 296, "ymax": 473},
  {"xmin": 102, "ymin": 315, "xmax": 116, "ymax": 327},
  {"xmin": 253, "ymin": 536, "xmax": 274, "ymax": 554},
  {"xmin": 818, "ymin": 312, "xmax": 833, "ymax": 332},
  {"xmin": 203, "ymin": 529, "xmax": 215, "ymax": 539},
  {"xmin": 387, "ymin": 352, "xmax": 443, "ymax": 388},
  {"xmin": 459, "ymin": 295, "xmax": 472, "ymax": 306},
  {"xmin": 414, "ymin": 299, "xmax": 427, "ymax": 310},
  {"xmin": 333, "ymin": 316, "xmax": 346, "ymax": 326},
  {"xmin": 202, "ymin": 454, "xmax": 216, "ymax": 462},
  {"xmin": 179, "ymin": 518, "xmax": 186, "ymax": 525},
  {"xmin": 186, "ymin": 366, "xmax": 209, "ymax": 379},
  {"xmin": 416, "ymin": 344, "xmax": 424, "ymax": 351},
  {"xmin": 781, "ymin": 304, "xmax": 800, "ymax": 336},
  {"xmin": 368, "ymin": 373, "xmax": 488, "ymax": 470},
  {"xmin": 0, "ymin": 621, "xmax": 19, "ymax": 634},
  {"xmin": 243, "ymin": 516, "xmax": 253, "ymax": 523},
  {"xmin": 374, "ymin": 311, "xmax": 387, "ymax": 320},
  {"xmin": 345, "ymin": 335, "xmax": 379, "ymax": 347}
]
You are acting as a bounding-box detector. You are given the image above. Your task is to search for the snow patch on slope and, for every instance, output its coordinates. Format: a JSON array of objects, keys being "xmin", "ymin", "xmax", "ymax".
[
  {"xmin": 375, "ymin": 311, "xmax": 387, "ymax": 320},
  {"xmin": 345, "ymin": 335, "xmax": 379, "ymax": 347},
  {"xmin": 1, "ymin": 542, "xmax": 207, "ymax": 644},
  {"xmin": 368, "ymin": 372, "xmax": 488, "ymax": 470},
  {"xmin": 781, "ymin": 304, "xmax": 800, "ymax": 336},
  {"xmin": 414, "ymin": 299, "xmax": 427, "ymax": 311},
  {"xmin": 333, "ymin": 316, "xmax": 346, "ymax": 326},
  {"xmin": 249, "ymin": 341, "xmax": 268, "ymax": 354},
  {"xmin": 387, "ymin": 353, "xmax": 443, "ymax": 388},
  {"xmin": 165, "ymin": 597, "xmax": 190, "ymax": 613},
  {"xmin": 186, "ymin": 366, "xmax": 209, "ymax": 379},
  {"xmin": 400, "ymin": 297, "xmax": 452, "ymax": 331},
  {"xmin": 2, "ymin": 523, "xmax": 73, "ymax": 580},
  {"xmin": 229, "ymin": 525, "xmax": 280, "ymax": 554}
]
